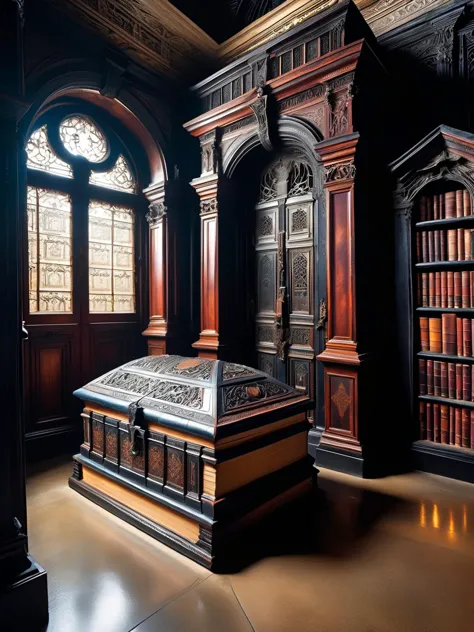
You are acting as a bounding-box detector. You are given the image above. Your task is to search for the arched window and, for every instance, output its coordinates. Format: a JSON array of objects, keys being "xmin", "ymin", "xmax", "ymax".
[{"xmin": 26, "ymin": 110, "xmax": 139, "ymax": 315}]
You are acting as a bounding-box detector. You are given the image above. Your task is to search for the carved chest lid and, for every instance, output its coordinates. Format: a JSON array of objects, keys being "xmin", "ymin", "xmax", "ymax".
[{"xmin": 74, "ymin": 355, "xmax": 309, "ymax": 440}]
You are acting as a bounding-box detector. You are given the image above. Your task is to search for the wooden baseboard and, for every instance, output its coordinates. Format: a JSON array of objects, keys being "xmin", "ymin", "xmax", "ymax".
[{"xmin": 412, "ymin": 440, "xmax": 474, "ymax": 484}]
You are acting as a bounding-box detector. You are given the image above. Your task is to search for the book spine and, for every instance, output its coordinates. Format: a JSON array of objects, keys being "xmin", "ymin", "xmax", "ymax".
[
  {"xmin": 464, "ymin": 318, "xmax": 473, "ymax": 357},
  {"xmin": 455, "ymin": 407, "xmax": 462, "ymax": 446},
  {"xmin": 462, "ymin": 271, "xmax": 470, "ymax": 308},
  {"xmin": 421, "ymin": 231, "xmax": 428, "ymax": 262},
  {"xmin": 448, "ymin": 363, "xmax": 456, "ymax": 399},
  {"xmin": 434, "ymin": 230, "xmax": 440, "ymax": 261},
  {"xmin": 419, "ymin": 359, "xmax": 427, "ymax": 395},
  {"xmin": 429, "ymin": 318, "xmax": 442, "ymax": 353},
  {"xmin": 450, "ymin": 407, "xmax": 455, "ymax": 444},
  {"xmin": 456, "ymin": 364, "xmax": 463, "ymax": 399},
  {"xmin": 435, "ymin": 272, "xmax": 441, "ymax": 307},
  {"xmin": 454, "ymin": 271, "xmax": 462, "ymax": 308},
  {"xmin": 441, "ymin": 313, "xmax": 456, "ymax": 355},
  {"xmin": 448, "ymin": 229, "xmax": 457, "ymax": 260},
  {"xmin": 446, "ymin": 191, "xmax": 456, "ymax": 219},
  {"xmin": 441, "ymin": 271, "xmax": 447, "ymax": 308},
  {"xmin": 428, "ymin": 231, "xmax": 434, "ymax": 262},
  {"xmin": 447, "ymin": 271, "xmax": 454, "ymax": 308},
  {"xmin": 433, "ymin": 403, "xmax": 440, "ymax": 442},
  {"xmin": 440, "ymin": 362, "xmax": 448, "ymax": 398},
  {"xmin": 463, "ymin": 364, "xmax": 471, "ymax": 401},
  {"xmin": 465, "ymin": 228, "xmax": 472, "ymax": 260},
  {"xmin": 427, "ymin": 360, "xmax": 434, "ymax": 395},
  {"xmin": 439, "ymin": 194, "xmax": 445, "ymax": 220},
  {"xmin": 419, "ymin": 402, "xmax": 426, "ymax": 440},
  {"xmin": 420, "ymin": 196, "xmax": 426, "ymax": 221},
  {"xmin": 427, "ymin": 402, "xmax": 433, "ymax": 441},
  {"xmin": 433, "ymin": 361, "xmax": 441, "ymax": 396},
  {"xmin": 471, "ymin": 410, "xmax": 474, "ymax": 450},
  {"xmin": 434, "ymin": 195, "xmax": 440, "ymax": 221},
  {"xmin": 441, "ymin": 404, "xmax": 449, "ymax": 444},
  {"xmin": 462, "ymin": 408, "xmax": 470, "ymax": 448},
  {"xmin": 471, "ymin": 272, "xmax": 474, "ymax": 307},
  {"xmin": 457, "ymin": 317, "xmax": 464, "ymax": 356},
  {"xmin": 420, "ymin": 316, "xmax": 429, "ymax": 351},
  {"xmin": 440, "ymin": 230, "xmax": 447, "ymax": 261},
  {"xmin": 458, "ymin": 228, "xmax": 465, "ymax": 261},
  {"xmin": 429, "ymin": 272, "xmax": 435, "ymax": 307},
  {"xmin": 456, "ymin": 189, "xmax": 464, "ymax": 218},
  {"xmin": 464, "ymin": 189, "xmax": 471, "ymax": 217}
]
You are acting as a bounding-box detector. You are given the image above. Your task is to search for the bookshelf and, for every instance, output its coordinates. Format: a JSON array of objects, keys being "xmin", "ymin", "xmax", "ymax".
[
  {"xmin": 391, "ymin": 126, "xmax": 474, "ymax": 483},
  {"xmin": 414, "ymin": 184, "xmax": 474, "ymax": 478}
]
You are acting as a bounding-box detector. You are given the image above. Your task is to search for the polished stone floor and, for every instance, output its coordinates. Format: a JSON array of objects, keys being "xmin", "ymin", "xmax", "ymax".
[{"xmin": 27, "ymin": 459, "xmax": 474, "ymax": 632}]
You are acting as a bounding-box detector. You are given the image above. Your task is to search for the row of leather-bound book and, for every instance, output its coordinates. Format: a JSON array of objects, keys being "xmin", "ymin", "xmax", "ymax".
[
  {"xmin": 420, "ymin": 315, "xmax": 474, "ymax": 357},
  {"xmin": 416, "ymin": 228, "xmax": 474, "ymax": 262},
  {"xmin": 419, "ymin": 401, "xmax": 474, "ymax": 448},
  {"xmin": 419, "ymin": 358, "xmax": 474, "ymax": 401},
  {"xmin": 418, "ymin": 271, "xmax": 474, "ymax": 308},
  {"xmin": 419, "ymin": 189, "xmax": 471, "ymax": 221}
]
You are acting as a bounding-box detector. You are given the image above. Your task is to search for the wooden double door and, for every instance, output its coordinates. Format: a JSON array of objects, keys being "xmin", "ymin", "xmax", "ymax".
[{"xmin": 253, "ymin": 156, "xmax": 323, "ymax": 412}]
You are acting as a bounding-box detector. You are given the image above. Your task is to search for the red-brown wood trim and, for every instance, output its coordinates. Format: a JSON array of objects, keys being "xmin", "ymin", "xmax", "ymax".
[
  {"xmin": 320, "ymin": 364, "xmax": 361, "ymax": 452},
  {"xmin": 191, "ymin": 175, "xmax": 221, "ymax": 358},
  {"xmin": 142, "ymin": 183, "xmax": 167, "ymax": 351},
  {"xmin": 183, "ymin": 41, "xmax": 363, "ymax": 138}
]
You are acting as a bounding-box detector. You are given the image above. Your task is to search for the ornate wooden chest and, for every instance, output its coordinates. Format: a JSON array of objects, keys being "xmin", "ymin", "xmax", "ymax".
[{"xmin": 70, "ymin": 355, "xmax": 313, "ymax": 569}]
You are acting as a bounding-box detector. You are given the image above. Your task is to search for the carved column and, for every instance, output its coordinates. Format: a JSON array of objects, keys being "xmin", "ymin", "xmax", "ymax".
[
  {"xmin": 0, "ymin": 1, "xmax": 48, "ymax": 626},
  {"xmin": 143, "ymin": 178, "xmax": 195, "ymax": 356},
  {"xmin": 143, "ymin": 182, "xmax": 168, "ymax": 355},
  {"xmin": 316, "ymin": 135, "xmax": 364, "ymax": 473},
  {"xmin": 191, "ymin": 131, "xmax": 222, "ymax": 358}
]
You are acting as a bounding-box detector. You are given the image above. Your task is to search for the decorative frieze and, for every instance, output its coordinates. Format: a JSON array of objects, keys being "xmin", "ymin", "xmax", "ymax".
[
  {"xmin": 324, "ymin": 161, "xmax": 356, "ymax": 182},
  {"xmin": 200, "ymin": 198, "xmax": 218, "ymax": 215}
]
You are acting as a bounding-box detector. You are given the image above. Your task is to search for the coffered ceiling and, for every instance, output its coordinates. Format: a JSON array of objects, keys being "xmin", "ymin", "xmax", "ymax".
[{"xmin": 51, "ymin": 0, "xmax": 452, "ymax": 81}]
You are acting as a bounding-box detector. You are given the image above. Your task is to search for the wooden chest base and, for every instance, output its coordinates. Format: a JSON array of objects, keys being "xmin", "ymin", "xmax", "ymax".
[{"xmin": 69, "ymin": 456, "xmax": 314, "ymax": 570}]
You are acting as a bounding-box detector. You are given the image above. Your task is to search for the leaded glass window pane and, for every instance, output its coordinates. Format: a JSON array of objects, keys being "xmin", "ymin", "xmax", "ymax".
[
  {"xmin": 60, "ymin": 115, "xmax": 108, "ymax": 163},
  {"xmin": 89, "ymin": 155, "xmax": 136, "ymax": 193},
  {"xmin": 27, "ymin": 187, "xmax": 73, "ymax": 313},
  {"xmin": 89, "ymin": 200, "xmax": 135, "ymax": 313},
  {"xmin": 26, "ymin": 126, "xmax": 73, "ymax": 178}
]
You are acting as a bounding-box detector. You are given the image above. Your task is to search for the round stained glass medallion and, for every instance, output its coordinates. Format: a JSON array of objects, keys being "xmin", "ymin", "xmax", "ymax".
[{"xmin": 59, "ymin": 115, "xmax": 108, "ymax": 163}]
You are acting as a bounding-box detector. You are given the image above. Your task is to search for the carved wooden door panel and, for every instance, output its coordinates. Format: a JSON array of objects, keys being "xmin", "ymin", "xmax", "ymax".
[{"xmin": 255, "ymin": 158, "xmax": 317, "ymax": 408}]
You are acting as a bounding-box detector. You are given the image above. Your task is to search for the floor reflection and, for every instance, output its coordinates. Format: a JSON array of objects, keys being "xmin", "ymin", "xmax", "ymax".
[{"xmin": 26, "ymin": 459, "xmax": 474, "ymax": 632}]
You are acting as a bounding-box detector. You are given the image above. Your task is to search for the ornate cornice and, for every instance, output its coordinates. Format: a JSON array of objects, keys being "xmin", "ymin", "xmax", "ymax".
[
  {"xmin": 50, "ymin": 0, "xmax": 217, "ymax": 80},
  {"xmin": 51, "ymin": 0, "xmax": 455, "ymax": 79}
]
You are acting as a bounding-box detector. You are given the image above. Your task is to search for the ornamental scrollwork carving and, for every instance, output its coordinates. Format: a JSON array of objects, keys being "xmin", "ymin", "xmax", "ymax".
[
  {"xmin": 146, "ymin": 201, "xmax": 167, "ymax": 226},
  {"xmin": 394, "ymin": 151, "xmax": 474, "ymax": 208},
  {"xmin": 324, "ymin": 161, "xmax": 356, "ymax": 182},
  {"xmin": 200, "ymin": 198, "xmax": 218, "ymax": 214},
  {"xmin": 200, "ymin": 131, "xmax": 218, "ymax": 176},
  {"xmin": 250, "ymin": 85, "xmax": 273, "ymax": 152},
  {"xmin": 327, "ymin": 82, "xmax": 353, "ymax": 138}
]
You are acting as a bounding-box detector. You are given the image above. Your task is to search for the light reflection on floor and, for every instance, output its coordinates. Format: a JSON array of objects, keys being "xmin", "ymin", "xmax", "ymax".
[{"xmin": 27, "ymin": 460, "xmax": 474, "ymax": 632}]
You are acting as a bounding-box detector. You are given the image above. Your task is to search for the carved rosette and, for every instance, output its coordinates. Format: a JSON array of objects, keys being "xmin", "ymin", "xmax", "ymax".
[
  {"xmin": 200, "ymin": 198, "xmax": 218, "ymax": 215},
  {"xmin": 324, "ymin": 161, "xmax": 356, "ymax": 183},
  {"xmin": 146, "ymin": 201, "xmax": 167, "ymax": 227}
]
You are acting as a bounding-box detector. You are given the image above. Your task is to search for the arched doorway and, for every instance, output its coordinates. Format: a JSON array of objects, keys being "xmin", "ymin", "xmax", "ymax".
[{"xmin": 22, "ymin": 99, "xmax": 151, "ymax": 457}]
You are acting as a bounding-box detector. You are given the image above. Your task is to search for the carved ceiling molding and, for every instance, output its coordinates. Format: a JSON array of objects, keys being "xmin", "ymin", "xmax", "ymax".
[
  {"xmin": 50, "ymin": 0, "xmax": 455, "ymax": 79},
  {"xmin": 49, "ymin": 0, "xmax": 217, "ymax": 80},
  {"xmin": 363, "ymin": 0, "xmax": 452, "ymax": 37}
]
